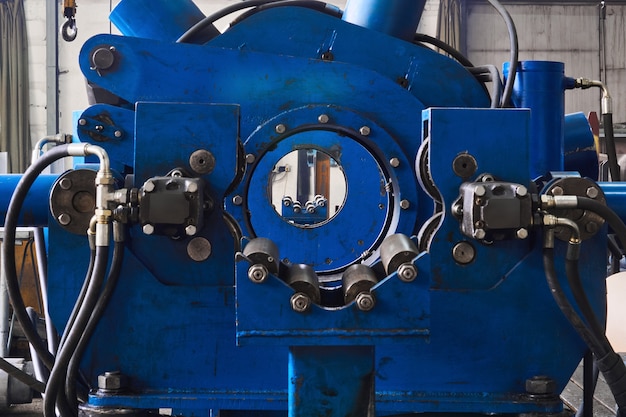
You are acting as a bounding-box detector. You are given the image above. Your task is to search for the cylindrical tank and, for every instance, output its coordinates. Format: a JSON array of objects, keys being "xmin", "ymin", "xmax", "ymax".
[
  {"xmin": 342, "ymin": 0, "xmax": 426, "ymax": 42},
  {"xmin": 504, "ymin": 61, "xmax": 566, "ymax": 180}
]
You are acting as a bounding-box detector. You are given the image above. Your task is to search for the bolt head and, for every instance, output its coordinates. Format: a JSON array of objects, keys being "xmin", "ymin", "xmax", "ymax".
[
  {"xmin": 232, "ymin": 195, "xmax": 243, "ymax": 206},
  {"xmin": 516, "ymin": 185, "xmax": 528, "ymax": 197},
  {"xmin": 275, "ymin": 124, "xmax": 286, "ymax": 134},
  {"xmin": 318, "ymin": 114, "xmax": 329, "ymax": 124},
  {"xmin": 143, "ymin": 224, "xmax": 155, "ymax": 235},
  {"xmin": 78, "ymin": 118, "xmax": 87, "ymax": 126},
  {"xmin": 355, "ymin": 292, "xmax": 375, "ymax": 311},
  {"xmin": 397, "ymin": 263, "xmax": 417, "ymax": 282},
  {"xmin": 248, "ymin": 264, "xmax": 269, "ymax": 283},
  {"xmin": 525, "ymin": 376, "xmax": 556, "ymax": 395},
  {"xmin": 474, "ymin": 185, "xmax": 486, "ymax": 197},
  {"xmin": 143, "ymin": 180, "xmax": 155, "ymax": 193},
  {"xmin": 551, "ymin": 186, "xmax": 564, "ymax": 196},
  {"xmin": 290, "ymin": 292, "xmax": 311, "ymax": 313},
  {"xmin": 400, "ymin": 200, "xmax": 410, "ymax": 210},
  {"xmin": 57, "ymin": 213, "xmax": 72, "ymax": 226},
  {"xmin": 389, "ymin": 157, "xmax": 401, "ymax": 168},
  {"xmin": 245, "ymin": 153, "xmax": 256, "ymax": 164},
  {"xmin": 185, "ymin": 225, "xmax": 197, "ymax": 236},
  {"xmin": 359, "ymin": 126, "xmax": 371, "ymax": 136},
  {"xmin": 473, "ymin": 229, "xmax": 486, "ymax": 240},
  {"xmin": 59, "ymin": 178, "xmax": 73, "ymax": 190},
  {"xmin": 98, "ymin": 371, "xmax": 126, "ymax": 392},
  {"xmin": 516, "ymin": 228, "xmax": 529, "ymax": 239},
  {"xmin": 586, "ymin": 186, "xmax": 599, "ymax": 199},
  {"xmin": 186, "ymin": 182, "xmax": 198, "ymax": 194}
]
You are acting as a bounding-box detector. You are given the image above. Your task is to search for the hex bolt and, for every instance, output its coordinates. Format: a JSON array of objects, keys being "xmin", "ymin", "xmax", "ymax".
[
  {"xmin": 275, "ymin": 124, "xmax": 287, "ymax": 134},
  {"xmin": 516, "ymin": 185, "xmax": 528, "ymax": 198},
  {"xmin": 586, "ymin": 222, "xmax": 599, "ymax": 234},
  {"xmin": 359, "ymin": 126, "xmax": 371, "ymax": 136},
  {"xmin": 290, "ymin": 292, "xmax": 311, "ymax": 313},
  {"xmin": 452, "ymin": 242, "xmax": 476, "ymax": 265},
  {"xmin": 355, "ymin": 292, "xmax": 375, "ymax": 312},
  {"xmin": 59, "ymin": 178, "xmax": 73, "ymax": 190},
  {"xmin": 586, "ymin": 186, "xmax": 599, "ymax": 199},
  {"xmin": 525, "ymin": 376, "xmax": 556, "ymax": 395},
  {"xmin": 98, "ymin": 371, "xmax": 126, "ymax": 393},
  {"xmin": 114, "ymin": 130, "xmax": 123, "ymax": 138},
  {"xmin": 473, "ymin": 229, "xmax": 486, "ymax": 240},
  {"xmin": 318, "ymin": 114, "xmax": 329, "ymax": 124},
  {"xmin": 245, "ymin": 153, "xmax": 256, "ymax": 164},
  {"xmin": 57, "ymin": 213, "xmax": 72, "ymax": 226},
  {"xmin": 248, "ymin": 264, "xmax": 269, "ymax": 284},
  {"xmin": 397, "ymin": 263, "xmax": 417, "ymax": 282},
  {"xmin": 551, "ymin": 186, "xmax": 564, "ymax": 196},
  {"xmin": 185, "ymin": 225, "xmax": 197, "ymax": 236},
  {"xmin": 516, "ymin": 228, "xmax": 529, "ymax": 239},
  {"xmin": 400, "ymin": 200, "xmax": 410, "ymax": 210},
  {"xmin": 78, "ymin": 118, "xmax": 87, "ymax": 126},
  {"xmin": 142, "ymin": 224, "xmax": 155, "ymax": 235},
  {"xmin": 389, "ymin": 157, "xmax": 400, "ymax": 168},
  {"xmin": 186, "ymin": 182, "xmax": 198, "ymax": 193},
  {"xmin": 143, "ymin": 180, "xmax": 155, "ymax": 193},
  {"xmin": 474, "ymin": 185, "xmax": 486, "ymax": 197},
  {"xmin": 232, "ymin": 195, "xmax": 243, "ymax": 206}
]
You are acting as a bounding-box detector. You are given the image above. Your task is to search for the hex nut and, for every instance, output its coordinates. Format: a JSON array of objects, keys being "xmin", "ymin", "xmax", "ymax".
[
  {"xmin": 98, "ymin": 372, "xmax": 127, "ymax": 392},
  {"xmin": 355, "ymin": 292, "xmax": 375, "ymax": 311},
  {"xmin": 397, "ymin": 263, "xmax": 417, "ymax": 282},
  {"xmin": 525, "ymin": 376, "xmax": 556, "ymax": 395},
  {"xmin": 290, "ymin": 292, "xmax": 311, "ymax": 313}
]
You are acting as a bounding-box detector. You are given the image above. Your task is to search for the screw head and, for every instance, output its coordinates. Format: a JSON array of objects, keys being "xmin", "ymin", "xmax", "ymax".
[
  {"xmin": 389, "ymin": 157, "xmax": 400, "ymax": 168},
  {"xmin": 473, "ymin": 229, "xmax": 486, "ymax": 240},
  {"xmin": 57, "ymin": 213, "xmax": 72, "ymax": 226},
  {"xmin": 355, "ymin": 292, "xmax": 375, "ymax": 311},
  {"xmin": 143, "ymin": 180, "xmax": 155, "ymax": 193},
  {"xmin": 78, "ymin": 118, "xmax": 87, "ymax": 126},
  {"xmin": 400, "ymin": 200, "xmax": 410, "ymax": 210},
  {"xmin": 516, "ymin": 228, "xmax": 529, "ymax": 239},
  {"xmin": 59, "ymin": 178, "xmax": 73, "ymax": 190},
  {"xmin": 452, "ymin": 242, "xmax": 476, "ymax": 264},
  {"xmin": 290, "ymin": 292, "xmax": 311, "ymax": 313},
  {"xmin": 551, "ymin": 186, "xmax": 564, "ymax": 196},
  {"xmin": 114, "ymin": 130, "xmax": 123, "ymax": 138},
  {"xmin": 245, "ymin": 153, "xmax": 256, "ymax": 164},
  {"xmin": 318, "ymin": 114, "xmax": 329, "ymax": 124},
  {"xmin": 248, "ymin": 264, "xmax": 269, "ymax": 284},
  {"xmin": 185, "ymin": 225, "xmax": 197, "ymax": 236},
  {"xmin": 474, "ymin": 185, "xmax": 486, "ymax": 197},
  {"xmin": 232, "ymin": 195, "xmax": 243, "ymax": 206},
  {"xmin": 586, "ymin": 186, "xmax": 599, "ymax": 199},
  {"xmin": 186, "ymin": 182, "xmax": 198, "ymax": 193},
  {"xmin": 516, "ymin": 185, "xmax": 528, "ymax": 198},
  {"xmin": 397, "ymin": 263, "xmax": 417, "ymax": 282},
  {"xmin": 359, "ymin": 126, "xmax": 371, "ymax": 136},
  {"xmin": 142, "ymin": 224, "xmax": 155, "ymax": 235},
  {"xmin": 275, "ymin": 124, "xmax": 286, "ymax": 134}
]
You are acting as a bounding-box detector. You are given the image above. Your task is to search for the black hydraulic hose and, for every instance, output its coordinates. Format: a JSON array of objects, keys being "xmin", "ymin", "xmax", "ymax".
[
  {"xmin": 603, "ymin": 112, "xmax": 620, "ymax": 181},
  {"xmin": 468, "ymin": 65, "xmax": 503, "ymax": 108},
  {"xmin": 2, "ymin": 145, "xmax": 73, "ymax": 371},
  {"xmin": 178, "ymin": 0, "xmax": 325, "ymax": 43},
  {"xmin": 576, "ymin": 350, "xmax": 598, "ymax": 417},
  {"xmin": 487, "ymin": 0, "xmax": 518, "ymax": 107},
  {"xmin": 576, "ymin": 196, "xmax": 626, "ymax": 252},
  {"xmin": 546, "ymin": 247, "xmax": 626, "ymax": 416},
  {"xmin": 44, "ymin": 245, "xmax": 109, "ymax": 417},
  {"xmin": 58, "ymin": 245, "xmax": 96, "ymax": 352},
  {"xmin": 231, "ymin": 0, "xmax": 341, "ymax": 26},
  {"xmin": 543, "ymin": 248, "xmax": 605, "ymax": 352},
  {"xmin": 66, "ymin": 239, "xmax": 125, "ymax": 408},
  {"xmin": 414, "ymin": 33, "xmax": 474, "ymax": 68}
]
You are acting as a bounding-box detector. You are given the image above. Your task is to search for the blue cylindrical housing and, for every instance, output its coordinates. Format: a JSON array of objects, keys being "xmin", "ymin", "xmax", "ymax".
[
  {"xmin": 342, "ymin": 0, "xmax": 425, "ymax": 42},
  {"xmin": 504, "ymin": 61, "xmax": 566, "ymax": 179},
  {"xmin": 564, "ymin": 112, "xmax": 598, "ymax": 180},
  {"xmin": 0, "ymin": 175, "xmax": 58, "ymax": 227},
  {"xmin": 600, "ymin": 182, "xmax": 626, "ymax": 223},
  {"xmin": 110, "ymin": 0, "xmax": 217, "ymax": 42}
]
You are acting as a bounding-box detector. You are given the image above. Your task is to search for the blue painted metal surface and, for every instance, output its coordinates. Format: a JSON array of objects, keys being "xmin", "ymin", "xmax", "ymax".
[
  {"xmin": 110, "ymin": 0, "xmax": 210, "ymax": 42},
  {"xmin": 0, "ymin": 175, "xmax": 58, "ymax": 226},
  {"xmin": 504, "ymin": 61, "xmax": 567, "ymax": 179},
  {"xmin": 0, "ymin": 1, "xmax": 618, "ymax": 416},
  {"xmin": 564, "ymin": 112, "xmax": 598, "ymax": 180},
  {"xmin": 342, "ymin": 0, "xmax": 425, "ymax": 41}
]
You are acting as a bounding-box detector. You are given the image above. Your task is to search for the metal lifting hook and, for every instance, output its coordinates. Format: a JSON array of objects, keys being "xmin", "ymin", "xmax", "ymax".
[{"xmin": 61, "ymin": 0, "xmax": 77, "ymax": 42}]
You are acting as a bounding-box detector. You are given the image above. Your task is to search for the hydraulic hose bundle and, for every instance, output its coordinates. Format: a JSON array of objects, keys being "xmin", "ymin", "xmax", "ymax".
[{"xmin": 2, "ymin": 143, "xmax": 123, "ymax": 417}]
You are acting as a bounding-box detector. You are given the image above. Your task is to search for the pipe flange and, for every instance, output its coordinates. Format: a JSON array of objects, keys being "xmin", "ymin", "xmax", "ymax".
[{"xmin": 50, "ymin": 169, "xmax": 97, "ymax": 235}]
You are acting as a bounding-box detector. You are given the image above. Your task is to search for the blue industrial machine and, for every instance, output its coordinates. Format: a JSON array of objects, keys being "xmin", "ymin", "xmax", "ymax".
[{"xmin": 2, "ymin": 0, "xmax": 626, "ymax": 416}]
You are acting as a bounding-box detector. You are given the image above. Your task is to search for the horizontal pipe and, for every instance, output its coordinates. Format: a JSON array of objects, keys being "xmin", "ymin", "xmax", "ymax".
[{"xmin": 0, "ymin": 175, "xmax": 58, "ymax": 227}]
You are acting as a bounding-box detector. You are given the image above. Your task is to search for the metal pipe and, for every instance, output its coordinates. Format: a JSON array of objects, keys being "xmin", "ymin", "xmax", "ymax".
[
  {"xmin": 0, "ymin": 175, "xmax": 59, "ymax": 227},
  {"xmin": 33, "ymin": 227, "xmax": 58, "ymax": 355},
  {"xmin": 342, "ymin": 0, "xmax": 425, "ymax": 42}
]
